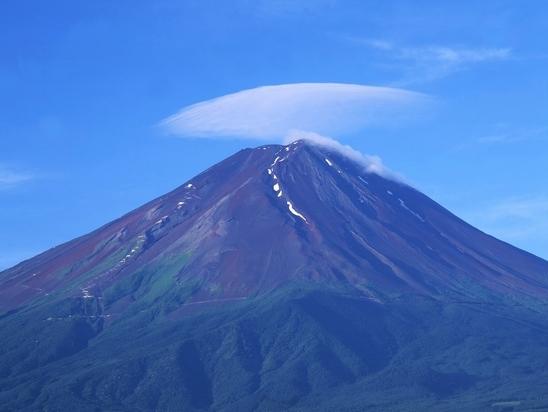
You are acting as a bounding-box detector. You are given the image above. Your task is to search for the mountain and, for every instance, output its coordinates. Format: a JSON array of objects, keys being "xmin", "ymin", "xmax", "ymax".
[{"xmin": 1, "ymin": 140, "xmax": 547, "ymax": 411}]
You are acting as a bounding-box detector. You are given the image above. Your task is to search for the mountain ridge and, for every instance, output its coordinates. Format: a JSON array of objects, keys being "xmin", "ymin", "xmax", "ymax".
[
  {"xmin": 1, "ymin": 140, "xmax": 547, "ymax": 313},
  {"xmin": 1, "ymin": 140, "xmax": 548, "ymax": 411}
]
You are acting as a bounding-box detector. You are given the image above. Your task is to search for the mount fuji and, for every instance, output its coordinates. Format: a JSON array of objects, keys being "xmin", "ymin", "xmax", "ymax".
[{"xmin": 1, "ymin": 140, "xmax": 547, "ymax": 411}]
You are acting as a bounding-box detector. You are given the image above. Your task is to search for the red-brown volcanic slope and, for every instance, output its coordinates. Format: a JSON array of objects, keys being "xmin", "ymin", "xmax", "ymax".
[{"xmin": 1, "ymin": 140, "xmax": 547, "ymax": 311}]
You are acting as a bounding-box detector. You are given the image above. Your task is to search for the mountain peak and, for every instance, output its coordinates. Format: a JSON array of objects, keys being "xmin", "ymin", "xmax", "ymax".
[
  {"xmin": 2, "ymin": 141, "xmax": 548, "ymax": 411},
  {"xmin": 2, "ymin": 142, "xmax": 547, "ymax": 314}
]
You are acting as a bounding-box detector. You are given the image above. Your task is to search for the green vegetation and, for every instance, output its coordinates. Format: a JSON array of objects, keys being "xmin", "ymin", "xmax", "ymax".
[
  {"xmin": 103, "ymin": 252, "xmax": 191, "ymax": 312},
  {"xmin": 1, "ymin": 284, "xmax": 548, "ymax": 411}
]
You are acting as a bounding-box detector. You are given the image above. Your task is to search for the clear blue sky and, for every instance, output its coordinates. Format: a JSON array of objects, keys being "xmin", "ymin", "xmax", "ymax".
[{"xmin": 1, "ymin": 0, "xmax": 547, "ymax": 269}]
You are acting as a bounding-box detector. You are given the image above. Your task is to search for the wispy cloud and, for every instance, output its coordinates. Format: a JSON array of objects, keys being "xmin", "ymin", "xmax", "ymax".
[
  {"xmin": 398, "ymin": 46, "xmax": 510, "ymax": 65},
  {"xmin": 0, "ymin": 166, "xmax": 33, "ymax": 189},
  {"xmin": 464, "ymin": 196, "xmax": 548, "ymax": 258},
  {"xmin": 283, "ymin": 130, "xmax": 403, "ymax": 181},
  {"xmin": 347, "ymin": 37, "xmax": 511, "ymax": 84},
  {"xmin": 160, "ymin": 83, "xmax": 429, "ymax": 140},
  {"xmin": 477, "ymin": 126, "xmax": 547, "ymax": 145},
  {"xmin": 482, "ymin": 197, "xmax": 548, "ymax": 222},
  {"xmin": 453, "ymin": 126, "xmax": 547, "ymax": 151}
]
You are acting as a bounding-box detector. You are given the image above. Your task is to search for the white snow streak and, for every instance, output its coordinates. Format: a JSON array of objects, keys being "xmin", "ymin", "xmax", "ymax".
[
  {"xmin": 358, "ymin": 176, "xmax": 369, "ymax": 185},
  {"xmin": 398, "ymin": 198, "xmax": 425, "ymax": 222},
  {"xmin": 287, "ymin": 201, "xmax": 307, "ymax": 222}
]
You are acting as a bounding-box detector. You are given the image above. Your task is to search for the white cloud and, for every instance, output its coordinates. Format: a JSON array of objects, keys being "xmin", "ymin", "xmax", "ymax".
[
  {"xmin": 462, "ymin": 196, "xmax": 548, "ymax": 259},
  {"xmin": 351, "ymin": 37, "xmax": 394, "ymax": 51},
  {"xmin": 0, "ymin": 166, "xmax": 33, "ymax": 189},
  {"xmin": 477, "ymin": 126, "xmax": 548, "ymax": 145},
  {"xmin": 160, "ymin": 83, "xmax": 429, "ymax": 140},
  {"xmin": 398, "ymin": 46, "xmax": 510, "ymax": 65},
  {"xmin": 348, "ymin": 37, "xmax": 511, "ymax": 83},
  {"xmin": 483, "ymin": 197, "xmax": 548, "ymax": 222},
  {"xmin": 284, "ymin": 130, "xmax": 403, "ymax": 181}
]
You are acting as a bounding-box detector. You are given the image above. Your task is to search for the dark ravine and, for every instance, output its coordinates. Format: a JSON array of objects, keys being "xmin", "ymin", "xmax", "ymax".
[{"xmin": 1, "ymin": 140, "xmax": 547, "ymax": 411}]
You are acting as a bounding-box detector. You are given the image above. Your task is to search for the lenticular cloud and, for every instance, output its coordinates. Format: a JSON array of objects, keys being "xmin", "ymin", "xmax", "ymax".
[{"xmin": 160, "ymin": 83, "xmax": 428, "ymax": 140}]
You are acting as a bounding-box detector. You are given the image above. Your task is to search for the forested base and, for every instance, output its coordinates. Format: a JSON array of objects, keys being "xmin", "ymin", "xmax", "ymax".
[{"xmin": 1, "ymin": 287, "xmax": 547, "ymax": 411}]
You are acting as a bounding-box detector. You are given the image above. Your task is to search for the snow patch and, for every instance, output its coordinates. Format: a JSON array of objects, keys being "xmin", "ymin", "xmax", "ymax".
[
  {"xmin": 273, "ymin": 183, "xmax": 280, "ymax": 192},
  {"xmin": 325, "ymin": 158, "xmax": 333, "ymax": 166},
  {"xmin": 387, "ymin": 190, "xmax": 393, "ymax": 196},
  {"xmin": 155, "ymin": 216, "xmax": 168, "ymax": 225},
  {"xmin": 81, "ymin": 288, "xmax": 94, "ymax": 299},
  {"xmin": 287, "ymin": 201, "xmax": 307, "ymax": 222},
  {"xmin": 398, "ymin": 198, "xmax": 425, "ymax": 222},
  {"xmin": 186, "ymin": 183, "xmax": 194, "ymax": 189}
]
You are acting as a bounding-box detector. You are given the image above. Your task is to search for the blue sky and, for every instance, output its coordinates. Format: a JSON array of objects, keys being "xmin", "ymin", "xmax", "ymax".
[{"xmin": 1, "ymin": 0, "xmax": 547, "ymax": 269}]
